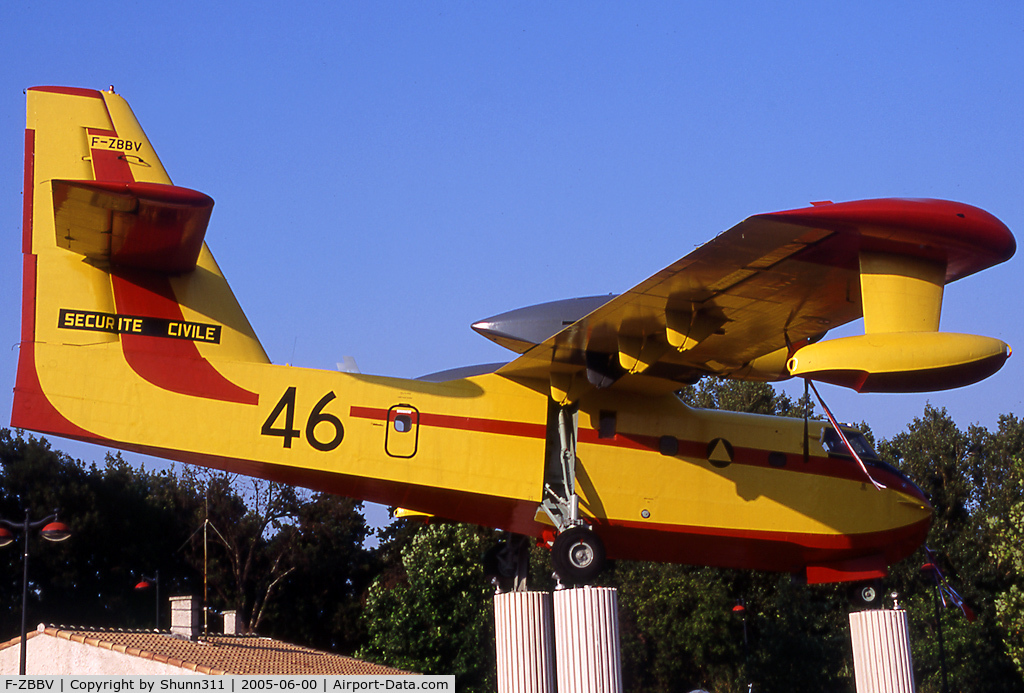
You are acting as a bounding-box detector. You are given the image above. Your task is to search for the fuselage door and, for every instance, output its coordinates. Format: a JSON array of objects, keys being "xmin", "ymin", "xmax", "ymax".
[{"xmin": 386, "ymin": 404, "xmax": 420, "ymax": 458}]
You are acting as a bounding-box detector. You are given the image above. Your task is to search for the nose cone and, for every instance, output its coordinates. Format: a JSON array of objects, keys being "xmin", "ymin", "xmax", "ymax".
[
  {"xmin": 472, "ymin": 295, "xmax": 614, "ymax": 352},
  {"xmin": 870, "ymin": 481, "xmax": 933, "ymax": 570},
  {"xmin": 902, "ymin": 497, "xmax": 933, "ymax": 530},
  {"xmin": 892, "ymin": 473, "xmax": 933, "ymax": 526},
  {"xmin": 904, "ymin": 477, "xmax": 932, "ymax": 514}
]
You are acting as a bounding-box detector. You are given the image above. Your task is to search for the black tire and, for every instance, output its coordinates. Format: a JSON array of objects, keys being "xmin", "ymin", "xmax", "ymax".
[
  {"xmin": 849, "ymin": 579, "xmax": 883, "ymax": 609},
  {"xmin": 551, "ymin": 526, "xmax": 606, "ymax": 585}
]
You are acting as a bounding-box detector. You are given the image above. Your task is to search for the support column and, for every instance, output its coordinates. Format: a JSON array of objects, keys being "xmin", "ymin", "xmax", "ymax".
[
  {"xmin": 849, "ymin": 608, "xmax": 915, "ymax": 693},
  {"xmin": 553, "ymin": 586, "xmax": 623, "ymax": 693},
  {"xmin": 494, "ymin": 591, "xmax": 555, "ymax": 693}
]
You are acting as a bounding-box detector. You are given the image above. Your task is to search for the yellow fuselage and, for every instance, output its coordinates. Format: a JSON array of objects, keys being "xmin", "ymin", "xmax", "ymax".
[{"xmin": 14, "ymin": 86, "xmax": 932, "ymax": 585}]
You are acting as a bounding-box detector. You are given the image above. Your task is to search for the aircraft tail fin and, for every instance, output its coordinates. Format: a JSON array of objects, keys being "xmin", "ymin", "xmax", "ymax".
[{"xmin": 15, "ymin": 86, "xmax": 269, "ymax": 438}]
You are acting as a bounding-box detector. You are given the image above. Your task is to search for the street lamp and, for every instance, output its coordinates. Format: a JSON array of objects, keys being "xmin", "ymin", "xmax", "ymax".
[
  {"xmin": 731, "ymin": 600, "xmax": 750, "ymax": 690},
  {"xmin": 134, "ymin": 570, "xmax": 160, "ymax": 630},
  {"xmin": 0, "ymin": 511, "xmax": 72, "ymax": 675},
  {"xmin": 921, "ymin": 561, "xmax": 950, "ymax": 693}
]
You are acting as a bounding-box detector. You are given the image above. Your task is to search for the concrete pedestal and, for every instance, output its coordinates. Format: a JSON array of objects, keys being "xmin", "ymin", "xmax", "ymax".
[
  {"xmin": 553, "ymin": 586, "xmax": 622, "ymax": 693},
  {"xmin": 494, "ymin": 591, "xmax": 555, "ymax": 693},
  {"xmin": 849, "ymin": 608, "xmax": 915, "ymax": 693}
]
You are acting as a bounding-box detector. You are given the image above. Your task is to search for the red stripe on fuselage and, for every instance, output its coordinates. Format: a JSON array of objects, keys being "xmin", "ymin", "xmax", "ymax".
[
  {"xmin": 348, "ymin": 405, "xmax": 915, "ymax": 490},
  {"xmin": 350, "ymin": 406, "xmax": 546, "ymax": 439},
  {"xmin": 594, "ymin": 514, "xmax": 930, "ymax": 575}
]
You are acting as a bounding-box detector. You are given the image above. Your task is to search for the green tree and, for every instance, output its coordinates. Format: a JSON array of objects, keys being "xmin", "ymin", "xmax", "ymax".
[
  {"xmin": 987, "ymin": 416, "xmax": 1024, "ymax": 679},
  {"xmin": 613, "ymin": 562, "xmax": 740, "ymax": 691},
  {"xmin": 260, "ymin": 492, "xmax": 375, "ymax": 653},
  {"xmin": 991, "ymin": 472, "xmax": 1024, "ymax": 677},
  {"xmin": 358, "ymin": 522, "xmax": 497, "ymax": 689},
  {"xmin": 879, "ymin": 407, "xmax": 1023, "ymax": 692},
  {"xmin": 741, "ymin": 575, "xmax": 848, "ymax": 692},
  {"xmin": 681, "ymin": 378, "xmax": 811, "ymax": 417},
  {"xmin": 178, "ymin": 470, "xmax": 306, "ymax": 633},
  {"xmin": 0, "ymin": 429, "xmax": 199, "ymax": 633}
]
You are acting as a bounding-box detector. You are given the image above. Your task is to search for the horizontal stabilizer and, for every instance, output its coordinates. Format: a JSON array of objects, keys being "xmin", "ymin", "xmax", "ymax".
[{"xmin": 53, "ymin": 179, "xmax": 213, "ymax": 273}]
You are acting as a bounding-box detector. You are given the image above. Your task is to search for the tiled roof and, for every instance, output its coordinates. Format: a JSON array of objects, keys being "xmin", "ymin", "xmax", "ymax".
[{"xmin": 0, "ymin": 628, "xmax": 412, "ymax": 675}]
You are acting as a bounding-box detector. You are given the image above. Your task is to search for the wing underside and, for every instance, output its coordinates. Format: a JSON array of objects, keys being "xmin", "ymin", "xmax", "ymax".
[{"xmin": 492, "ymin": 199, "xmax": 1015, "ymax": 396}]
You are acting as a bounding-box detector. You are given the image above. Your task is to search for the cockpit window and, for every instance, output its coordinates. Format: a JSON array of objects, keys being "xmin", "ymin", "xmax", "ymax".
[
  {"xmin": 821, "ymin": 427, "xmax": 879, "ymax": 460},
  {"xmin": 821, "ymin": 426, "xmax": 921, "ymax": 492}
]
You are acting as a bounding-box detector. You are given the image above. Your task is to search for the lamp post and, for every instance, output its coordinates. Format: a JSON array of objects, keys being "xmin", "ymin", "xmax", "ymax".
[
  {"xmin": 922, "ymin": 562, "xmax": 950, "ymax": 693},
  {"xmin": 732, "ymin": 600, "xmax": 751, "ymax": 691},
  {"xmin": 0, "ymin": 511, "xmax": 72, "ymax": 675},
  {"xmin": 134, "ymin": 571, "xmax": 160, "ymax": 630}
]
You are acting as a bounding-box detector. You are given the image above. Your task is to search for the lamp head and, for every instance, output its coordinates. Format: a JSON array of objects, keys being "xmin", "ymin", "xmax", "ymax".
[{"xmin": 40, "ymin": 521, "xmax": 71, "ymax": 542}]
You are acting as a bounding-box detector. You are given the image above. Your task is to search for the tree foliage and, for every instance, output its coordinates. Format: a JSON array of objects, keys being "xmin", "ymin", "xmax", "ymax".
[
  {"xmin": 177, "ymin": 470, "xmax": 305, "ymax": 633},
  {"xmin": 2, "ymin": 379, "xmax": 1023, "ymax": 689},
  {"xmin": 0, "ymin": 429, "xmax": 372, "ymax": 652},
  {"xmin": 876, "ymin": 407, "xmax": 1024, "ymax": 692},
  {"xmin": 0, "ymin": 429, "xmax": 199, "ymax": 632},
  {"xmin": 986, "ymin": 416, "xmax": 1024, "ymax": 677},
  {"xmin": 991, "ymin": 459, "xmax": 1024, "ymax": 676},
  {"xmin": 680, "ymin": 378, "xmax": 811, "ymax": 418},
  {"xmin": 613, "ymin": 562, "xmax": 740, "ymax": 690},
  {"xmin": 260, "ymin": 491, "xmax": 376, "ymax": 652},
  {"xmin": 357, "ymin": 522, "xmax": 496, "ymax": 690}
]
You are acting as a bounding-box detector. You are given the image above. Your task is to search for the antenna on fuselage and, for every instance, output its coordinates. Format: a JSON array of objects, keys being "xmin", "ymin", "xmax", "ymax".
[
  {"xmin": 803, "ymin": 378, "xmax": 810, "ymax": 465},
  {"xmin": 807, "ymin": 380, "xmax": 886, "ymax": 490}
]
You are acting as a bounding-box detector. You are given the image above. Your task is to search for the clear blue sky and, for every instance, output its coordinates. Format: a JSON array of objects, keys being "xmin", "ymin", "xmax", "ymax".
[{"xmin": 2, "ymin": 3, "xmax": 1022, "ymax": 485}]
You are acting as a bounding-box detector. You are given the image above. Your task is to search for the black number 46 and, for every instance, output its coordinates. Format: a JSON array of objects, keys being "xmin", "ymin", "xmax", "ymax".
[{"xmin": 261, "ymin": 387, "xmax": 344, "ymax": 452}]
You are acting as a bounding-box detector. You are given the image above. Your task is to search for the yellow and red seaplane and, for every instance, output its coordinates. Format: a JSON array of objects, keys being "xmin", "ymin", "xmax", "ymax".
[{"xmin": 12, "ymin": 86, "xmax": 1015, "ymax": 593}]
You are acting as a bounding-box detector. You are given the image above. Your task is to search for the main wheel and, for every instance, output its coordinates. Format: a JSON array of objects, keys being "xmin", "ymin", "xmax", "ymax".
[
  {"xmin": 551, "ymin": 526, "xmax": 606, "ymax": 585},
  {"xmin": 849, "ymin": 579, "xmax": 883, "ymax": 609}
]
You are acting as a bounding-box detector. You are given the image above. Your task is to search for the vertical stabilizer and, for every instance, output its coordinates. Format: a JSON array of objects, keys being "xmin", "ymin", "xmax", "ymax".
[{"xmin": 14, "ymin": 87, "xmax": 269, "ymax": 439}]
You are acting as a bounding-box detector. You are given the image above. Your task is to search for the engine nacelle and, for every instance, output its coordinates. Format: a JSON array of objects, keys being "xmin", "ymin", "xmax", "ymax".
[{"xmin": 786, "ymin": 332, "xmax": 1010, "ymax": 393}]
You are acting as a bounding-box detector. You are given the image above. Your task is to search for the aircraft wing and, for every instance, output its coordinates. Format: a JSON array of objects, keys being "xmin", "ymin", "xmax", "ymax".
[{"xmin": 492, "ymin": 198, "xmax": 1015, "ymax": 397}]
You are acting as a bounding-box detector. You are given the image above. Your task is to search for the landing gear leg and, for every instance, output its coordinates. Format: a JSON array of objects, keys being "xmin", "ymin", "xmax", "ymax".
[
  {"xmin": 539, "ymin": 400, "xmax": 606, "ymax": 586},
  {"xmin": 540, "ymin": 403, "xmax": 581, "ymax": 531}
]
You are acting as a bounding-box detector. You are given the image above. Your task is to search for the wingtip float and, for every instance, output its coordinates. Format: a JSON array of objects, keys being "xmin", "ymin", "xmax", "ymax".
[{"xmin": 13, "ymin": 86, "xmax": 1014, "ymax": 593}]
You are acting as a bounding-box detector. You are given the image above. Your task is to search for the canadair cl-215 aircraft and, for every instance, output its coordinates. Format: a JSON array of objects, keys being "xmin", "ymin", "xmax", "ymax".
[{"xmin": 12, "ymin": 86, "xmax": 1016, "ymax": 591}]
